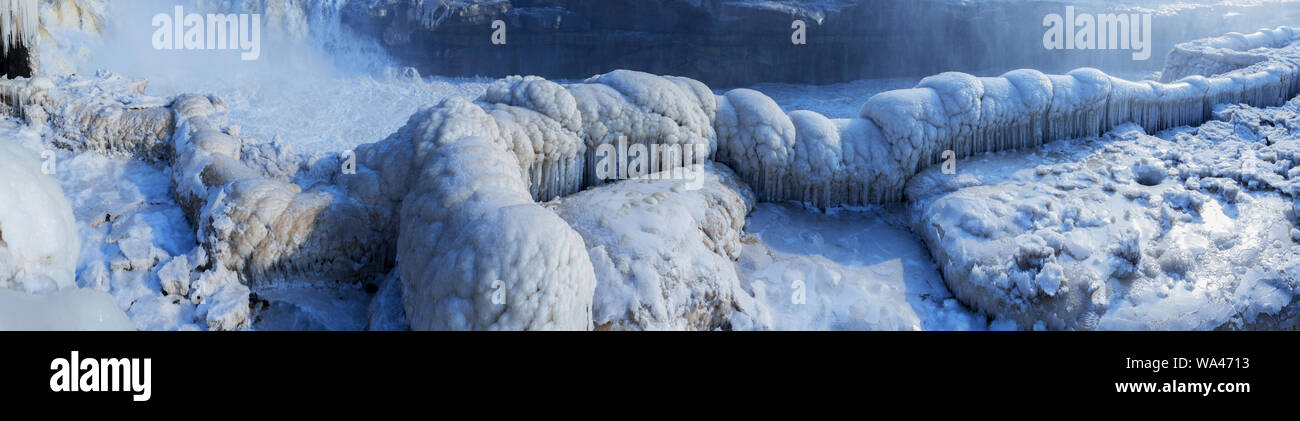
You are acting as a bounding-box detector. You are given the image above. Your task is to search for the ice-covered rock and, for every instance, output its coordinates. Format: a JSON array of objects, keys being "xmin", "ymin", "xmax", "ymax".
[
  {"xmin": 0, "ymin": 73, "xmax": 173, "ymax": 160},
  {"xmin": 548, "ymin": 162, "xmax": 755, "ymax": 330},
  {"xmin": 366, "ymin": 270, "xmax": 408, "ymax": 331},
  {"xmin": 1045, "ymin": 68, "xmax": 1111, "ymax": 141},
  {"xmin": 860, "ymin": 86, "xmax": 946, "ymax": 176},
  {"xmin": 1106, "ymin": 75, "xmax": 1159, "ymax": 132},
  {"xmin": 972, "ymin": 70, "xmax": 1047, "ymax": 154},
  {"xmin": 786, "ymin": 110, "xmax": 844, "ymax": 207},
  {"xmin": 715, "ymin": 88, "xmax": 795, "ymax": 201},
  {"xmin": 39, "ymin": 0, "xmax": 105, "ymax": 34},
  {"xmin": 0, "ymin": 138, "xmax": 79, "ymax": 293},
  {"xmin": 916, "ymin": 72, "xmax": 983, "ymax": 161},
  {"xmin": 169, "ymin": 93, "xmax": 386, "ymax": 288},
  {"xmin": 568, "ymin": 70, "xmax": 717, "ymax": 187},
  {"xmin": 9, "ymin": 21, "xmax": 1300, "ymax": 332},
  {"xmin": 482, "ymin": 102, "xmax": 584, "ymax": 201},
  {"xmin": 397, "ymin": 136, "xmax": 596, "ymax": 330},
  {"xmin": 1162, "ymin": 26, "xmax": 1298, "ymax": 82},
  {"xmin": 484, "ymin": 75, "xmax": 582, "ymax": 133},
  {"xmin": 907, "ymin": 110, "xmax": 1300, "ymax": 329},
  {"xmin": 838, "ymin": 117, "xmax": 907, "ymax": 204},
  {"xmin": 998, "ymin": 69, "xmax": 1054, "ymax": 148},
  {"xmin": 191, "ymin": 266, "xmax": 250, "ymax": 331}
]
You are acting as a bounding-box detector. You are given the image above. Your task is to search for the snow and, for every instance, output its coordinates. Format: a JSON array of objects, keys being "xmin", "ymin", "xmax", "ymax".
[
  {"xmin": 0, "ymin": 129, "xmax": 79, "ymax": 294},
  {"xmin": 1045, "ymin": 68, "xmax": 1111, "ymax": 142},
  {"xmin": 190, "ymin": 266, "xmax": 250, "ymax": 331},
  {"xmin": 916, "ymin": 72, "xmax": 983, "ymax": 162},
  {"xmin": 860, "ymin": 86, "xmax": 946, "ymax": 177},
  {"xmin": 1162, "ymin": 26, "xmax": 1298, "ymax": 82},
  {"xmin": 35, "ymin": 122, "xmax": 217, "ymax": 331},
  {"xmin": 548, "ymin": 162, "xmax": 758, "ymax": 330},
  {"xmin": 786, "ymin": 110, "xmax": 845, "ymax": 207},
  {"xmin": 568, "ymin": 70, "xmax": 717, "ymax": 187},
  {"xmin": 485, "ymin": 75, "xmax": 582, "ymax": 134},
  {"xmin": 0, "ymin": 287, "xmax": 134, "ymax": 330},
  {"xmin": 397, "ymin": 136, "xmax": 596, "ymax": 330},
  {"xmin": 7, "ymin": 4, "xmax": 1300, "ymax": 332},
  {"xmin": 735, "ymin": 203, "xmax": 986, "ymax": 331},
  {"xmin": 482, "ymin": 102, "xmax": 584, "ymax": 201},
  {"xmin": 906, "ymin": 95, "xmax": 1300, "ymax": 329},
  {"xmin": 714, "ymin": 88, "xmax": 796, "ymax": 201}
]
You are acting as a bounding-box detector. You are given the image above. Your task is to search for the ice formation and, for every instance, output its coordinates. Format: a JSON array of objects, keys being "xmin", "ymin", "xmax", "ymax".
[
  {"xmin": 906, "ymin": 106, "xmax": 1300, "ymax": 329},
  {"xmin": 975, "ymin": 69, "xmax": 1051, "ymax": 154},
  {"xmin": 0, "ymin": 137, "xmax": 79, "ymax": 293},
  {"xmin": 706, "ymin": 27, "xmax": 1300, "ymax": 209},
  {"xmin": 39, "ymin": 0, "xmax": 103, "ymax": 34},
  {"xmin": 5, "ymin": 21, "xmax": 1300, "ymax": 330},
  {"xmin": 1162, "ymin": 27, "xmax": 1298, "ymax": 82},
  {"xmin": 1044, "ymin": 68, "xmax": 1111, "ymax": 141},
  {"xmin": 318, "ymin": 93, "xmax": 601, "ymax": 329},
  {"xmin": 365, "ymin": 270, "xmax": 407, "ymax": 331},
  {"xmin": 166, "ymin": 93, "xmax": 386, "ymax": 289},
  {"xmin": 891, "ymin": 27, "xmax": 1300, "ymax": 328},
  {"xmin": 1, "ymin": 0, "xmax": 37, "ymax": 54},
  {"xmin": 566, "ymin": 70, "xmax": 717, "ymax": 187},
  {"xmin": 0, "ymin": 72, "xmax": 375, "ymax": 329},
  {"xmin": 0, "ymin": 124, "xmax": 138, "ymax": 331},
  {"xmin": 548, "ymin": 162, "xmax": 757, "ymax": 330},
  {"xmin": 714, "ymin": 88, "xmax": 796, "ymax": 202},
  {"xmin": 396, "ymin": 136, "xmax": 595, "ymax": 330}
]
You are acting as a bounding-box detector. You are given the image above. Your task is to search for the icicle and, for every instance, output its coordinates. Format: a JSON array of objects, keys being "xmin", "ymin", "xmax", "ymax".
[{"xmin": 0, "ymin": 0, "xmax": 37, "ymax": 54}]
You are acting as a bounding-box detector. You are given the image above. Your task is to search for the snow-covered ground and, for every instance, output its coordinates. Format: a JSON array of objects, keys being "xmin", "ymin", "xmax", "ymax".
[{"xmin": 735, "ymin": 202, "xmax": 989, "ymax": 330}]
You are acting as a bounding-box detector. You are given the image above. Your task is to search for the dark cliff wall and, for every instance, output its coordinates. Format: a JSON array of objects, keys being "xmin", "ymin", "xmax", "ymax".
[{"xmin": 340, "ymin": 0, "xmax": 1300, "ymax": 87}]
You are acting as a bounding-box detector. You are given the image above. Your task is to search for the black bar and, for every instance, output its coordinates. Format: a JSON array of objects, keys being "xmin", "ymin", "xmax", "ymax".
[{"xmin": 0, "ymin": 332, "xmax": 1291, "ymax": 408}]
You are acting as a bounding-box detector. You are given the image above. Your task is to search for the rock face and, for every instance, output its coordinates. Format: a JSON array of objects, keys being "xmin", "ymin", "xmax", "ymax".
[{"xmin": 337, "ymin": 0, "xmax": 1300, "ymax": 87}]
